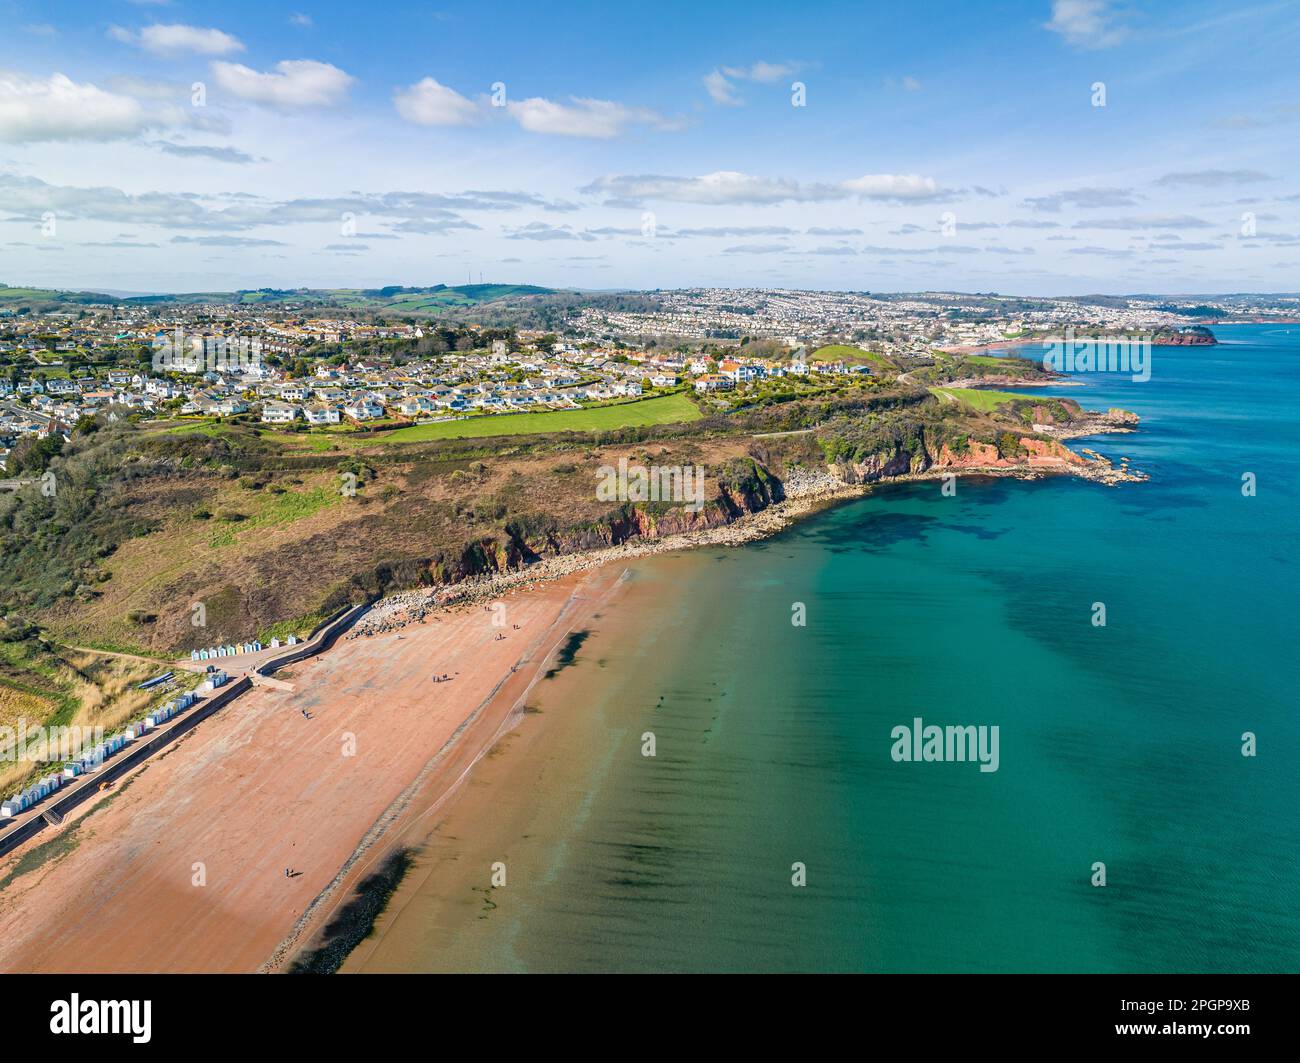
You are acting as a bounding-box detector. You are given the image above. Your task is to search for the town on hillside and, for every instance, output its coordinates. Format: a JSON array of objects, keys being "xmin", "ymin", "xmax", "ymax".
[{"xmin": 0, "ymin": 286, "xmax": 1268, "ymax": 468}]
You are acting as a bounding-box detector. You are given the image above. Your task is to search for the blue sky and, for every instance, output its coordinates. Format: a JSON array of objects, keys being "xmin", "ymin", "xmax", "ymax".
[{"xmin": 1, "ymin": 0, "xmax": 1297, "ymax": 294}]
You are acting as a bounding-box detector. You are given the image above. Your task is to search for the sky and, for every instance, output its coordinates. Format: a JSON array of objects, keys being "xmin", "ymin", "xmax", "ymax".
[{"xmin": 0, "ymin": 0, "xmax": 1297, "ymax": 296}]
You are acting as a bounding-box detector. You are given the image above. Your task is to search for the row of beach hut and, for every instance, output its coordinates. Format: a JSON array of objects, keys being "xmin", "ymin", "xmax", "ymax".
[
  {"xmin": 0, "ymin": 771, "xmax": 66, "ymax": 819},
  {"xmin": 191, "ymin": 642, "xmax": 261, "ymax": 661},
  {"xmin": 188, "ymin": 636, "xmax": 300, "ymax": 662},
  {"xmin": 0, "ymin": 690, "xmax": 199, "ymax": 820}
]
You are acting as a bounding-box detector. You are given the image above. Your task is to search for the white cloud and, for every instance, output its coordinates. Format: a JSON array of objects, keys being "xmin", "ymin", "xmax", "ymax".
[
  {"xmin": 211, "ymin": 60, "xmax": 355, "ymax": 109},
  {"xmin": 0, "ymin": 173, "xmax": 573, "ymax": 232},
  {"xmin": 1154, "ymin": 169, "xmax": 1273, "ymax": 187},
  {"xmin": 105, "ymin": 75, "xmax": 188, "ymax": 101},
  {"xmin": 703, "ymin": 70, "xmax": 741, "ymax": 106},
  {"xmin": 1072, "ymin": 214, "xmax": 1213, "ymax": 230},
  {"xmin": 1044, "ymin": 1, "xmax": 1127, "ymax": 49},
  {"xmin": 505, "ymin": 222, "xmax": 595, "ymax": 241},
  {"xmin": 721, "ymin": 242, "xmax": 788, "ymax": 254},
  {"xmin": 171, "ymin": 235, "xmax": 285, "ymax": 247},
  {"xmin": 0, "ymin": 72, "xmax": 156, "ymax": 143},
  {"xmin": 721, "ymin": 61, "xmax": 797, "ymax": 83},
  {"xmin": 705, "ymin": 61, "xmax": 801, "ymax": 105},
  {"xmin": 585, "ymin": 171, "xmax": 809, "ymax": 205},
  {"xmin": 583, "ymin": 171, "xmax": 949, "ymax": 206},
  {"xmin": 841, "ymin": 173, "xmax": 941, "ymax": 199},
  {"xmin": 506, "ymin": 96, "xmax": 669, "ymax": 138},
  {"xmin": 394, "ymin": 77, "xmax": 481, "ymax": 127},
  {"xmin": 1023, "ymin": 186, "xmax": 1139, "ymax": 211},
  {"xmin": 110, "ymin": 23, "xmax": 245, "ymax": 56},
  {"xmin": 151, "ymin": 140, "xmax": 261, "ymax": 164}
]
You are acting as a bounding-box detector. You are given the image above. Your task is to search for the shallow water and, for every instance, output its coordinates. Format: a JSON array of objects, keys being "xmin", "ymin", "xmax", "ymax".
[{"xmin": 358, "ymin": 324, "xmax": 1300, "ymax": 972}]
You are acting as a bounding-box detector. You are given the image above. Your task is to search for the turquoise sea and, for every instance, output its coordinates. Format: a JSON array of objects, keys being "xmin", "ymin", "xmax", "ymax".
[{"xmin": 412, "ymin": 323, "xmax": 1300, "ymax": 972}]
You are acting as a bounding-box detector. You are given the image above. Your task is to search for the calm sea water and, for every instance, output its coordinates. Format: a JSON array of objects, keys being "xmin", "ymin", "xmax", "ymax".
[{"xmin": 417, "ymin": 323, "xmax": 1300, "ymax": 972}]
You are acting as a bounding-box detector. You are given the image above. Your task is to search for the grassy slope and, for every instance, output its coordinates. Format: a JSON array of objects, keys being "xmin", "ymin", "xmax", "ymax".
[
  {"xmin": 929, "ymin": 387, "xmax": 1030, "ymax": 412},
  {"xmin": 0, "ymin": 641, "xmax": 180, "ymax": 793},
  {"xmin": 381, "ymin": 392, "xmax": 702, "ymax": 443}
]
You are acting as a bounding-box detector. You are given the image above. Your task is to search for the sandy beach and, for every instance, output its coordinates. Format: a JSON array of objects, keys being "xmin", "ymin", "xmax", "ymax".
[
  {"xmin": 0, "ymin": 565, "xmax": 627, "ymax": 973},
  {"xmin": 334, "ymin": 559, "xmax": 689, "ymax": 973},
  {"xmin": 0, "ymin": 452, "xmax": 1139, "ymax": 974}
]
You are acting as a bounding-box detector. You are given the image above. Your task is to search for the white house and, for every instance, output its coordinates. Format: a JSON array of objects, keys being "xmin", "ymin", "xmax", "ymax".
[
  {"xmin": 344, "ymin": 398, "xmax": 384, "ymax": 421},
  {"xmin": 398, "ymin": 395, "xmax": 437, "ymax": 417},
  {"xmin": 303, "ymin": 404, "xmax": 341, "ymax": 425},
  {"xmin": 694, "ymin": 374, "xmax": 734, "ymax": 392},
  {"xmin": 260, "ymin": 400, "xmax": 300, "ymax": 424}
]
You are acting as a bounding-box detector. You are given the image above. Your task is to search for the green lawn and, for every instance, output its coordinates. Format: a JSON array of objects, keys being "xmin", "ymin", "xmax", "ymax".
[
  {"xmin": 161, "ymin": 419, "xmax": 227, "ymax": 436},
  {"xmin": 930, "ymin": 387, "xmax": 1027, "ymax": 412},
  {"xmin": 809, "ymin": 344, "xmax": 891, "ymax": 369},
  {"xmin": 381, "ymin": 392, "xmax": 702, "ymax": 442}
]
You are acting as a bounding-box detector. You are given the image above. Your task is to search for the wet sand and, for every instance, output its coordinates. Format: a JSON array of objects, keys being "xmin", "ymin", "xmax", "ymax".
[
  {"xmin": 0, "ymin": 566, "xmax": 628, "ymax": 973},
  {"xmin": 336, "ymin": 558, "xmax": 695, "ymax": 973}
]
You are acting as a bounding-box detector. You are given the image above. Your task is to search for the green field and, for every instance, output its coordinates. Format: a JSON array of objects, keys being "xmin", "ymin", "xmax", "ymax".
[
  {"xmin": 209, "ymin": 486, "xmax": 338, "ymax": 547},
  {"xmin": 382, "ymin": 392, "xmax": 702, "ymax": 442},
  {"xmin": 809, "ymin": 344, "xmax": 892, "ymax": 369},
  {"xmin": 161, "ymin": 419, "xmax": 226, "ymax": 436},
  {"xmin": 930, "ymin": 387, "xmax": 1028, "ymax": 412}
]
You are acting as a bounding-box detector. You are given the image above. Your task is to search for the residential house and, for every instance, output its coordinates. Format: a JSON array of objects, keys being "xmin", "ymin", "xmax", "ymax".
[
  {"xmin": 694, "ymin": 374, "xmax": 734, "ymax": 393},
  {"xmin": 344, "ymin": 398, "xmax": 384, "ymax": 421},
  {"xmin": 397, "ymin": 395, "xmax": 437, "ymax": 417},
  {"xmin": 303, "ymin": 404, "xmax": 341, "ymax": 425},
  {"xmin": 260, "ymin": 400, "xmax": 300, "ymax": 424}
]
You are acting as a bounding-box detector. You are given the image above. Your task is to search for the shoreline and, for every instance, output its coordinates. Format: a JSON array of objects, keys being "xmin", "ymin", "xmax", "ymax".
[
  {"xmin": 0, "ymin": 449, "xmax": 1143, "ymax": 973},
  {"xmin": 259, "ymin": 564, "xmax": 632, "ymax": 973},
  {"xmin": 0, "ymin": 568, "xmax": 625, "ymax": 973},
  {"xmin": 269, "ymin": 447, "xmax": 1146, "ymax": 970},
  {"xmin": 343, "ymin": 446, "xmax": 1144, "ymax": 639}
]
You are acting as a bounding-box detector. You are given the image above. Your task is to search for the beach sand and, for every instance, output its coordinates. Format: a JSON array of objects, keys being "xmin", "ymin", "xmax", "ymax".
[
  {"xmin": 335, "ymin": 556, "xmax": 698, "ymax": 973},
  {"xmin": 0, "ymin": 565, "xmax": 628, "ymax": 973}
]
